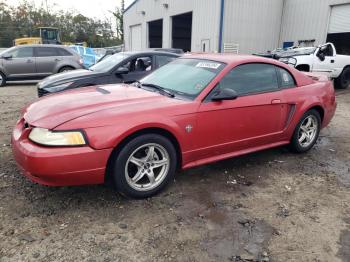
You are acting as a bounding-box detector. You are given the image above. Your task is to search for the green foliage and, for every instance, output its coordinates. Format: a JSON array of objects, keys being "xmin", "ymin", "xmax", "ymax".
[
  {"xmin": 111, "ymin": 0, "xmax": 124, "ymax": 41},
  {"xmin": 0, "ymin": 0, "xmax": 123, "ymax": 47}
]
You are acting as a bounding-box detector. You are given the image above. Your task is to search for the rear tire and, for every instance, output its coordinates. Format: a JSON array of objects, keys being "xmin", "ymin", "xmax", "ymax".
[
  {"xmin": 289, "ymin": 110, "xmax": 321, "ymax": 153},
  {"xmin": 335, "ymin": 67, "xmax": 350, "ymax": 89},
  {"xmin": 0, "ymin": 72, "xmax": 6, "ymax": 87},
  {"xmin": 58, "ymin": 66, "xmax": 74, "ymax": 73},
  {"xmin": 113, "ymin": 134, "xmax": 177, "ymax": 199}
]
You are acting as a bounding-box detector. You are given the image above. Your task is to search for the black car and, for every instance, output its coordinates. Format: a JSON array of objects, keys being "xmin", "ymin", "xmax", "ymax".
[
  {"xmin": 151, "ymin": 48, "xmax": 184, "ymax": 54},
  {"xmin": 37, "ymin": 51, "xmax": 180, "ymax": 97}
]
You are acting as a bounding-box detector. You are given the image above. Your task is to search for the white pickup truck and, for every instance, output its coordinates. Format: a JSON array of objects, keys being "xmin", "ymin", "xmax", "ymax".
[{"xmin": 278, "ymin": 43, "xmax": 350, "ymax": 89}]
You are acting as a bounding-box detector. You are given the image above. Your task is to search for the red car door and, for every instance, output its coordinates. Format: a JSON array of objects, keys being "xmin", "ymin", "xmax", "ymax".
[{"xmin": 193, "ymin": 63, "xmax": 290, "ymax": 161}]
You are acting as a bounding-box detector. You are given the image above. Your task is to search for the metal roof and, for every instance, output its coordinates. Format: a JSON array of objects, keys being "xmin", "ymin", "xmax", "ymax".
[{"xmin": 123, "ymin": 0, "xmax": 139, "ymax": 13}]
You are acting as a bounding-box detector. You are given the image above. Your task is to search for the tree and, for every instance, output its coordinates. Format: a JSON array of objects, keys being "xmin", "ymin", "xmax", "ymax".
[
  {"xmin": 112, "ymin": 0, "xmax": 124, "ymax": 41},
  {"xmin": 0, "ymin": 0, "xmax": 122, "ymax": 47}
]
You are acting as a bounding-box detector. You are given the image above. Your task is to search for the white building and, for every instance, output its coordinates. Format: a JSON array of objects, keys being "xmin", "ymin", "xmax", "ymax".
[{"xmin": 123, "ymin": 0, "xmax": 350, "ymax": 55}]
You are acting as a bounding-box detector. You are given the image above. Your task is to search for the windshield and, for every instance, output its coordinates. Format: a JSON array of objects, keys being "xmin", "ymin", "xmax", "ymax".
[
  {"xmin": 279, "ymin": 47, "xmax": 316, "ymax": 57},
  {"xmin": 90, "ymin": 53, "xmax": 130, "ymax": 72},
  {"xmin": 0, "ymin": 48, "xmax": 10, "ymax": 56},
  {"xmin": 140, "ymin": 58, "xmax": 225, "ymax": 99}
]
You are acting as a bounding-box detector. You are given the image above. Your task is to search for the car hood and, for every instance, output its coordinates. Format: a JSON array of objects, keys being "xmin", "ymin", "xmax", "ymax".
[
  {"xmin": 38, "ymin": 69, "xmax": 104, "ymax": 88},
  {"xmin": 24, "ymin": 84, "xmax": 192, "ymax": 129}
]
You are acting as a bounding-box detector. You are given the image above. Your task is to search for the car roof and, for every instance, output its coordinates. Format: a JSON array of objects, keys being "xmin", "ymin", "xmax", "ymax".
[
  {"xmin": 180, "ymin": 53, "xmax": 278, "ymax": 65},
  {"xmin": 182, "ymin": 53, "xmax": 314, "ymax": 87},
  {"xmin": 13, "ymin": 44, "xmax": 68, "ymax": 48}
]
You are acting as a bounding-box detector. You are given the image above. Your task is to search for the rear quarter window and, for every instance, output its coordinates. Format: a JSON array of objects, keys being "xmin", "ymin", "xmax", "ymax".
[
  {"xmin": 57, "ymin": 48, "xmax": 73, "ymax": 56},
  {"xmin": 277, "ymin": 67, "xmax": 296, "ymax": 88},
  {"xmin": 155, "ymin": 55, "xmax": 176, "ymax": 68}
]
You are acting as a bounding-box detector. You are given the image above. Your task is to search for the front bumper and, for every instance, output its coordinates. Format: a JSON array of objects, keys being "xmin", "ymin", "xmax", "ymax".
[{"xmin": 11, "ymin": 118, "xmax": 113, "ymax": 186}]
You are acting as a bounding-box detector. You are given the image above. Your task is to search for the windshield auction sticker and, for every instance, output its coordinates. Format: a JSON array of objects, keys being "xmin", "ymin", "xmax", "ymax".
[{"xmin": 196, "ymin": 62, "xmax": 221, "ymax": 69}]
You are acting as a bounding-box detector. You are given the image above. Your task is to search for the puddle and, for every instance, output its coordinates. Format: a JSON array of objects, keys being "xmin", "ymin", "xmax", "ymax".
[
  {"xmin": 174, "ymin": 187, "xmax": 275, "ymax": 261},
  {"xmin": 326, "ymin": 158, "xmax": 350, "ymax": 187},
  {"xmin": 338, "ymin": 230, "xmax": 350, "ymax": 261},
  {"xmin": 338, "ymin": 218, "xmax": 350, "ymax": 262}
]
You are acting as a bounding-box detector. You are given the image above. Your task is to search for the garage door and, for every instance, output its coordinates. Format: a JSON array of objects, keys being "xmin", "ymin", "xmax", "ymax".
[
  {"xmin": 328, "ymin": 4, "xmax": 350, "ymax": 33},
  {"xmin": 130, "ymin": 24, "xmax": 142, "ymax": 51},
  {"xmin": 327, "ymin": 4, "xmax": 350, "ymax": 55}
]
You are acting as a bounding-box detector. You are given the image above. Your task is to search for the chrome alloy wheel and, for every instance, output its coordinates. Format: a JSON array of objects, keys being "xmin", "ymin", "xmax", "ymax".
[
  {"xmin": 125, "ymin": 143, "xmax": 170, "ymax": 191},
  {"xmin": 298, "ymin": 115, "xmax": 318, "ymax": 148}
]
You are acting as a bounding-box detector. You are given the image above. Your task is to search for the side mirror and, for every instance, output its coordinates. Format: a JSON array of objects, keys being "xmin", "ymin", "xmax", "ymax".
[
  {"xmin": 211, "ymin": 88, "xmax": 238, "ymax": 101},
  {"xmin": 2, "ymin": 54, "xmax": 12, "ymax": 60},
  {"xmin": 115, "ymin": 67, "xmax": 129, "ymax": 75},
  {"xmin": 317, "ymin": 52, "xmax": 325, "ymax": 61}
]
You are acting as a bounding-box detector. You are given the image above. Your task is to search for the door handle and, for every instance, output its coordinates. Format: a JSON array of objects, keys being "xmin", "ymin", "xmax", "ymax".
[
  {"xmin": 54, "ymin": 58, "xmax": 61, "ymax": 62},
  {"xmin": 26, "ymin": 59, "xmax": 34, "ymax": 63},
  {"xmin": 331, "ymin": 59, "xmax": 335, "ymax": 63},
  {"xmin": 271, "ymin": 99, "xmax": 281, "ymax": 104}
]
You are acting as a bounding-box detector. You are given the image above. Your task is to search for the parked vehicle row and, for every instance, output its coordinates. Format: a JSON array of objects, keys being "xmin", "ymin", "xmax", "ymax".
[
  {"xmin": 12, "ymin": 54, "xmax": 336, "ymax": 198},
  {"xmin": 0, "ymin": 45, "xmax": 185, "ymax": 87},
  {"xmin": 0, "ymin": 44, "xmax": 83, "ymax": 87}
]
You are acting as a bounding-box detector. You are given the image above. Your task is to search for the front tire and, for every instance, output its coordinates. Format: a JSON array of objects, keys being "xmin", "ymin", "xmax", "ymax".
[
  {"xmin": 335, "ymin": 67, "xmax": 350, "ymax": 89},
  {"xmin": 113, "ymin": 134, "xmax": 177, "ymax": 199},
  {"xmin": 58, "ymin": 66, "xmax": 74, "ymax": 73},
  {"xmin": 289, "ymin": 110, "xmax": 321, "ymax": 153},
  {"xmin": 0, "ymin": 72, "xmax": 6, "ymax": 87}
]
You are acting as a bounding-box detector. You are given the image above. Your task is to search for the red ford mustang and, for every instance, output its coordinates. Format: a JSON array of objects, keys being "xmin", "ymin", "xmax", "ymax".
[{"xmin": 12, "ymin": 54, "xmax": 336, "ymax": 198}]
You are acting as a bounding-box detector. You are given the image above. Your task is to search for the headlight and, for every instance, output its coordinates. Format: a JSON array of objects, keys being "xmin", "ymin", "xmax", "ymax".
[
  {"xmin": 29, "ymin": 128, "xmax": 86, "ymax": 146},
  {"xmin": 279, "ymin": 57, "xmax": 297, "ymax": 66},
  {"xmin": 279, "ymin": 58, "xmax": 289, "ymax": 63},
  {"xmin": 47, "ymin": 82, "xmax": 73, "ymax": 93}
]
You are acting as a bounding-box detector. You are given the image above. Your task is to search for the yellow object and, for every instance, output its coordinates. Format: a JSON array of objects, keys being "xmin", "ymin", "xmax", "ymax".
[
  {"xmin": 14, "ymin": 27, "xmax": 89, "ymax": 47},
  {"xmin": 14, "ymin": 27, "xmax": 61, "ymax": 46},
  {"xmin": 14, "ymin": 37, "xmax": 42, "ymax": 46}
]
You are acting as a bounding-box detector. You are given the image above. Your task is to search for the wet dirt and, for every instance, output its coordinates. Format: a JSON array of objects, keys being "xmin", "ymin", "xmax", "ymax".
[{"xmin": 0, "ymin": 85, "xmax": 350, "ymax": 262}]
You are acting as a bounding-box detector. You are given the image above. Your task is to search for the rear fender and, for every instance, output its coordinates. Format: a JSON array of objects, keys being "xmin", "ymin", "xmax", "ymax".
[{"xmin": 303, "ymin": 72, "xmax": 329, "ymax": 82}]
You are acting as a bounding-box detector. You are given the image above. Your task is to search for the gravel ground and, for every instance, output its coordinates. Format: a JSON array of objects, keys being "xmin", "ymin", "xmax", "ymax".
[{"xmin": 0, "ymin": 84, "xmax": 350, "ymax": 262}]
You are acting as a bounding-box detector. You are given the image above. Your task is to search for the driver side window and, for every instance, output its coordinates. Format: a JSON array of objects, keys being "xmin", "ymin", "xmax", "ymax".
[
  {"xmin": 119, "ymin": 56, "xmax": 153, "ymax": 73},
  {"xmin": 217, "ymin": 63, "xmax": 279, "ymax": 96},
  {"xmin": 320, "ymin": 44, "xmax": 334, "ymax": 57}
]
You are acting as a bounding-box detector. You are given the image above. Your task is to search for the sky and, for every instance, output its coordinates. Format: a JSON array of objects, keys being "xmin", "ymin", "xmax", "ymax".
[{"xmin": 6, "ymin": 0, "xmax": 134, "ymax": 21}]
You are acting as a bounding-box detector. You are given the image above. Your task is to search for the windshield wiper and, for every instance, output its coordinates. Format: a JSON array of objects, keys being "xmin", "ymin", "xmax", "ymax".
[
  {"xmin": 133, "ymin": 80, "xmax": 142, "ymax": 88},
  {"xmin": 140, "ymin": 82, "xmax": 175, "ymax": 98}
]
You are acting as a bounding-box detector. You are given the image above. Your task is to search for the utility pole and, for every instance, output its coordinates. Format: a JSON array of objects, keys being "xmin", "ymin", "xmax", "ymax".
[{"xmin": 45, "ymin": 0, "xmax": 49, "ymax": 13}]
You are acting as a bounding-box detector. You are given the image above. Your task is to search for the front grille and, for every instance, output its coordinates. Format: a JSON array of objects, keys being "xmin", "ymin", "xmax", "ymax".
[{"xmin": 37, "ymin": 87, "xmax": 49, "ymax": 97}]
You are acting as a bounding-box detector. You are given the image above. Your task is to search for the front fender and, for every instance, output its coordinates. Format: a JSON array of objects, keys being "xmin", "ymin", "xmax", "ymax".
[
  {"xmin": 90, "ymin": 117, "xmax": 183, "ymax": 149},
  {"xmin": 0, "ymin": 64, "xmax": 8, "ymax": 77},
  {"xmin": 73, "ymin": 114, "xmax": 191, "ymax": 152},
  {"xmin": 294, "ymin": 56, "xmax": 313, "ymax": 69}
]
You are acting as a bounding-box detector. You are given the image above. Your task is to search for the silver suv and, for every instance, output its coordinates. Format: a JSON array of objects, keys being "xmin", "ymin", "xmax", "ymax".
[{"xmin": 0, "ymin": 45, "xmax": 84, "ymax": 86}]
